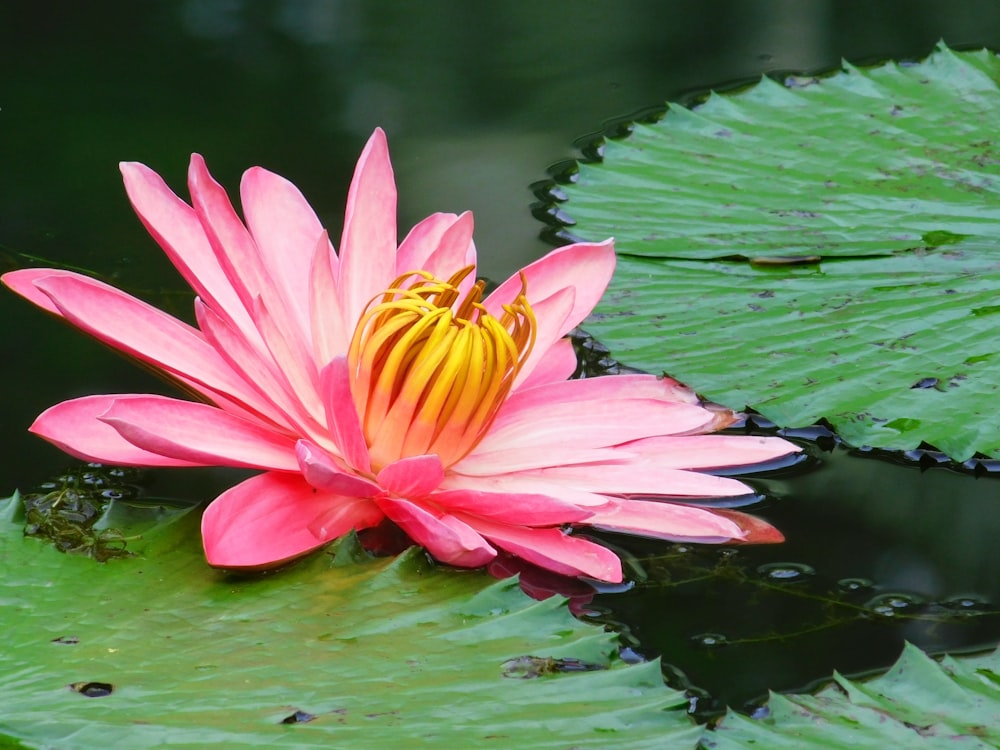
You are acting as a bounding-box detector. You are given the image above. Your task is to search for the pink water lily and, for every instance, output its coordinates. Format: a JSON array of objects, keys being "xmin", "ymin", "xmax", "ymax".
[{"xmin": 3, "ymin": 129, "xmax": 799, "ymax": 583}]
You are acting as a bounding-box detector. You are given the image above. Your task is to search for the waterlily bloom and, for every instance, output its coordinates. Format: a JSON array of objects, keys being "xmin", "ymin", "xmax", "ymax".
[{"xmin": 3, "ymin": 129, "xmax": 800, "ymax": 583}]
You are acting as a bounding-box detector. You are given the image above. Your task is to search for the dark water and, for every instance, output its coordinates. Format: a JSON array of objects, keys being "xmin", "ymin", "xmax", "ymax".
[
  {"xmin": 588, "ymin": 434, "xmax": 1000, "ymax": 713},
  {"xmin": 4, "ymin": 0, "xmax": 1000, "ymax": 713}
]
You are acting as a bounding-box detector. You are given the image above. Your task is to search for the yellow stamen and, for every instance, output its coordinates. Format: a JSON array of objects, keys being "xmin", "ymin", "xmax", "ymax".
[{"xmin": 347, "ymin": 267, "xmax": 535, "ymax": 471}]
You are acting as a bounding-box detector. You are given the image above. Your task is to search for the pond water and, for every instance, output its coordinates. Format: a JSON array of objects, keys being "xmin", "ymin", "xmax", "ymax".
[
  {"xmin": 4, "ymin": 0, "xmax": 1000, "ymax": 718},
  {"xmin": 588, "ymin": 432, "xmax": 1000, "ymax": 714}
]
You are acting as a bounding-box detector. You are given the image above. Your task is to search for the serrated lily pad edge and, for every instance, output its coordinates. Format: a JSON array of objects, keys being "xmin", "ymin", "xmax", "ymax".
[
  {"xmin": 3, "ymin": 491, "xmax": 1000, "ymax": 748},
  {"xmin": 0, "ymin": 493, "xmax": 704, "ymax": 749},
  {"xmin": 536, "ymin": 44, "xmax": 1000, "ymax": 463},
  {"xmin": 706, "ymin": 642, "xmax": 1000, "ymax": 748}
]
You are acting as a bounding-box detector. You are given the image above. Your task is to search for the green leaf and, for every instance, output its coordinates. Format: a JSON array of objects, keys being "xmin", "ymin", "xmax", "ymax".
[
  {"xmin": 0, "ymin": 496, "xmax": 699, "ymax": 748},
  {"xmin": 707, "ymin": 642, "xmax": 1000, "ymax": 748},
  {"xmin": 556, "ymin": 44, "xmax": 1000, "ymax": 460}
]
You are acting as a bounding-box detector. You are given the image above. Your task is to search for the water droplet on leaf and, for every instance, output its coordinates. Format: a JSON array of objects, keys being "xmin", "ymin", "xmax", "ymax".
[
  {"xmin": 865, "ymin": 592, "xmax": 925, "ymax": 617},
  {"xmin": 691, "ymin": 633, "xmax": 728, "ymax": 648},
  {"xmin": 280, "ymin": 710, "xmax": 316, "ymax": 724},
  {"xmin": 837, "ymin": 577, "xmax": 874, "ymax": 594},
  {"xmin": 757, "ymin": 562, "xmax": 816, "ymax": 583},
  {"xmin": 69, "ymin": 681, "xmax": 113, "ymax": 698}
]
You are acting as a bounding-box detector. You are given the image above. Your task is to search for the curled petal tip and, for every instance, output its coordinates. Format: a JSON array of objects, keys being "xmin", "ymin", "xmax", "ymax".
[{"xmin": 714, "ymin": 508, "xmax": 786, "ymax": 544}]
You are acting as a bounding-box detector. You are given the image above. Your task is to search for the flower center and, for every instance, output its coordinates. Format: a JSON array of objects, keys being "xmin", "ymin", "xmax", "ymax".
[{"xmin": 347, "ymin": 267, "xmax": 535, "ymax": 472}]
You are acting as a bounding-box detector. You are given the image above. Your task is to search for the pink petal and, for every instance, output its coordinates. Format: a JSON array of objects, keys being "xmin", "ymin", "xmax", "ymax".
[
  {"xmin": 320, "ymin": 357, "xmax": 372, "ymax": 473},
  {"xmin": 441, "ymin": 471, "xmax": 612, "ymax": 508},
  {"xmin": 377, "ymin": 454, "xmax": 445, "ymax": 497},
  {"xmin": 99, "ymin": 396, "xmax": 299, "ymax": 470},
  {"xmin": 309, "ymin": 230, "xmax": 350, "ymax": 366},
  {"xmin": 584, "ymin": 498, "xmax": 747, "ymax": 543},
  {"xmin": 30, "ymin": 395, "xmax": 203, "ymax": 467},
  {"xmin": 457, "ymin": 375, "xmax": 742, "ymax": 475},
  {"xmin": 30, "ymin": 273, "xmax": 277, "ymax": 418},
  {"xmin": 657, "ymin": 374, "xmax": 704, "ymax": 405},
  {"xmin": 456, "ymin": 515, "xmax": 622, "ymax": 582},
  {"xmin": 375, "ymin": 496, "xmax": 496, "ymax": 568},
  {"xmin": 514, "ymin": 338, "xmax": 578, "ymax": 391},
  {"xmin": 484, "ymin": 240, "xmax": 615, "ymax": 338},
  {"xmin": 446, "ymin": 460, "xmax": 754, "ymax": 503},
  {"xmin": 194, "ymin": 298, "xmax": 324, "ymax": 441},
  {"xmin": 2, "ymin": 268, "xmax": 77, "ymax": 316},
  {"xmin": 509, "ymin": 463, "xmax": 755, "ymax": 498},
  {"xmin": 240, "ymin": 165, "xmax": 328, "ymax": 335},
  {"xmin": 296, "ymin": 440, "xmax": 381, "ymax": 497},
  {"xmin": 623, "ymin": 434, "xmax": 801, "ymax": 470},
  {"xmin": 189, "ymin": 155, "xmax": 320, "ymax": 404},
  {"xmin": 120, "ymin": 161, "xmax": 258, "ymax": 344},
  {"xmin": 187, "ymin": 153, "xmax": 268, "ymax": 318},
  {"xmin": 502, "ymin": 373, "xmax": 694, "ymax": 415},
  {"xmin": 395, "ymin": 211, "xmax": 477, "ymax": 295},
  {"xmin": 712, "ymin": 508, "xmax": 786, "ymax": 544},
  {"xmin": 469, "ymin": 387, "xmax": 718, "ymax": 462},
  {"xmin": 452, "ymin": 446, "xmax": 626, "ymax": 477},
  {"xmin": 513, "ymin": 286, "xmax": 577, "ymax": 389},
  {"xmin": 338, "ymin": 128, "xmax": 398, "ymax": 329},
  {"xmin": 250, "ymin": 294, "xmax": 324, "ymax": 423},
  {"xmin": 396, "ymin": 211, "xmax": 474, "ymax": 270},
  {"xmin": 428, "ymin": 488, "xmax": 595, "ymax": 525},
  {"xmin": 395, "ymin": 213, "xmax": 458, "ymax": 271},
  {"xmin": 202, "ymin": 471, "xmax": 383, "ymax": 569}
]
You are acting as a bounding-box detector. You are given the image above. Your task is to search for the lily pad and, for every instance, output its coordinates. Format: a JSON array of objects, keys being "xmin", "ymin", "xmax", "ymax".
[
  {"xmin": 708, "ymin": 642, "xmax": 1000, "ymax": 749},
  {"xmin": 0, "ymin": 494, "xmax": 700, "ymax": 748},
  {"xmin": 552, "ymin": 44, "xmax": 1000, "ymax": 460}
]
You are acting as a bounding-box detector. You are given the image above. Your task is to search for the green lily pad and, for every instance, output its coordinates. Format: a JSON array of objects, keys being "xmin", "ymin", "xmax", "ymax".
[
  {"xmin": 4, "ymin": 480, "xmax": 1000, "ymax": 749},
  {"xmin": 0, "ymin": 494, "xmax": 700, "ymax": 749},
  {"xmin": 554, "ymin": 44, "xmax": 1000, "ymax": 460},
  {"xmin": 708, "ymin": 642, "xmax": 1000, "ymax": 749}
]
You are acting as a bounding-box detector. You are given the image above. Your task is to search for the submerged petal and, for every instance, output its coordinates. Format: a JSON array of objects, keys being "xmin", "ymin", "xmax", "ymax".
[{"xmin": 712, "ymin": 508, "xmax": 786, "ymax": 544}]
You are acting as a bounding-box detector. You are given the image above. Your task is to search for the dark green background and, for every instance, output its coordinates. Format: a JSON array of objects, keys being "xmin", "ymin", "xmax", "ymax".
[{"xmin": 4, "ymin": 0, "xmax": 1000, "ymax": 484}]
